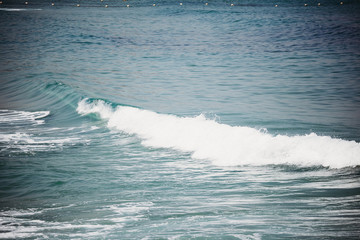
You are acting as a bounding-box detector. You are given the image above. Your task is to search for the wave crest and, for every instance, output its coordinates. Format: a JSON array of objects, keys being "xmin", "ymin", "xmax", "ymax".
[{"xmin": 77, "ymin": 99, "xmax": 360, "ymax": 168}]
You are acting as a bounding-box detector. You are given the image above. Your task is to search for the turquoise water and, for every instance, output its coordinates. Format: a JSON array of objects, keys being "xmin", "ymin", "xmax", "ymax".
[{"xmin": 1, "ymin": 0, "xmax": 360, "ymax": 239}]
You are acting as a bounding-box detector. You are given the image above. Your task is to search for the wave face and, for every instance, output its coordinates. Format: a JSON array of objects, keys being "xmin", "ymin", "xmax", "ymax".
[{"xmin": 77, "ymin": 99, "xmax": 360, "ymax": 169}]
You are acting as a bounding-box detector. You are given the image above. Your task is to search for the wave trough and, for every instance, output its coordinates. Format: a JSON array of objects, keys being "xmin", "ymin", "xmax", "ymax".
[{"xmin": 77, "ymin": 99, "xmax": 360, "ymax": 169}]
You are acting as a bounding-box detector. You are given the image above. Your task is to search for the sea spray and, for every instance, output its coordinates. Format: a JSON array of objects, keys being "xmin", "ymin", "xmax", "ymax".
[{"xmin": 77, "ymin": 99, "xmax": 360, "ymax": 168}]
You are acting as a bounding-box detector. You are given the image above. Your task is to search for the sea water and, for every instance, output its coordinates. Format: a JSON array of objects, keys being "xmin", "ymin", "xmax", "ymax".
[{"xmin": 1, "ymin": 0, "xmax": 360, "ymax": 239}]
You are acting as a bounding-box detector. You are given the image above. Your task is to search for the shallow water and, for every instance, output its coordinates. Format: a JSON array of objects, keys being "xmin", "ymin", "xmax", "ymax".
[{"xmin": 1, "ymin": 0, "xmax": 360, "ymax": 239}]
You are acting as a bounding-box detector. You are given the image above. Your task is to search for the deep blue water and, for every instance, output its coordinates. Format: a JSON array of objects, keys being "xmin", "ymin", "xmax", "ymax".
[{"xmin": 1, "ymin": 0, "xmax": 360, "ymax": 239}]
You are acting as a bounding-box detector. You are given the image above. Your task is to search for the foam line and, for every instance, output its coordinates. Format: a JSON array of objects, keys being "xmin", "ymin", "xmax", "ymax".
[{"xmin": 0, "ymin": 110, "xmax": 50, "ymax": 125}]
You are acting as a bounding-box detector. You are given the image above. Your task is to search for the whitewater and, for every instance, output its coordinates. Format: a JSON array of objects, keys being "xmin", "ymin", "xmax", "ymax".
[
  {"xmin": 77, "ymin": 99, "xmax": 360, "ymax": 169},
  {"xmin": 1, "ymin": 0, "xmax": 360, "ymax": 239}
]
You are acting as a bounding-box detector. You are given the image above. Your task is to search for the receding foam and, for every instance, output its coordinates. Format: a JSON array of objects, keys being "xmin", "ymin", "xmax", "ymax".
[
  {"xmin": 0, "ymin": 110, "xmax": 50, "ymax": 125},
  {"xmin": 77, "ymin": 99, "xmax": 360, "ymax": 169}
]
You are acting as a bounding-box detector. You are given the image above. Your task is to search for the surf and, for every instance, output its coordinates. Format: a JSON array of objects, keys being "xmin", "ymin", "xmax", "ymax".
[{"xmin": 77, "ymin": 99, "xmax": 360, "ymax": 169}]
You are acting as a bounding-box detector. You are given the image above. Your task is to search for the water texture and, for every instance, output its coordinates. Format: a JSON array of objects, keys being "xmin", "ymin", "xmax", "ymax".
[{"xmin": 0, "ymin": 0, "xmax": 360, "ymax": 239}]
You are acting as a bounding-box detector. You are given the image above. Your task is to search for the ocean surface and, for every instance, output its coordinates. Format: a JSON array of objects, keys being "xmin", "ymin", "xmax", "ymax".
[{"xmin": 1, "ymin": 0, "xmax": 360, "ymax": 239}]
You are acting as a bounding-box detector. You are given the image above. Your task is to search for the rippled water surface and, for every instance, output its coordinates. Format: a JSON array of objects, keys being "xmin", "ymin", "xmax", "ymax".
[{"xmin": 1, "ymin": 0, "xmax": 360, "ymax": 239}]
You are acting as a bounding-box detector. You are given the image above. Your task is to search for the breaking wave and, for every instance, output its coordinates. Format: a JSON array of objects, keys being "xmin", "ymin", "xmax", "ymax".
[{"xmin": 77, "ymin": 99, "xmax": 360, "ymax": 169}]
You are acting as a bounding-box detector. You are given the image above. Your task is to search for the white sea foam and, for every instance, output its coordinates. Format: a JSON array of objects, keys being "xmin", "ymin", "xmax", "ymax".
[
  {"xmin": 0, "ymin": 132, "xmax": 86, "ymax": 153},
  {"xmin": 0, "ymin": 109, "xmax": 93, "ymax": 153},
  {"xmin": 0, "ymin": 110, "xmax": 50, "ymax": 125},
  {"xmin": 0, "ymin": 211, "xmax": 112, "ymax": 239},
  {"xmin": 0, "ymin": 132, "xmax": 81, "ymax": 145},
  {"xmin": 77, "ymin": 99, "xmax": 360, "ymax": 169}
]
